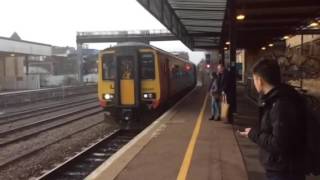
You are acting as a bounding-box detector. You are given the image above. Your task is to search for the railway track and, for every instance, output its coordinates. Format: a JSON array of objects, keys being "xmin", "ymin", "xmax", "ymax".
[
  {"xmin": 36, "ymin": 129, "xmax": 140, "ymax": 180},
  {"xmin": 0, "ymin": 103, "xmax": 102, "ymax": 147},
  {"xmin": 0, "ymin": 113, "xmax": 106, "ymax": 169},
  {"xmin": 0, "ymin": 93, "xmax": 97, "ymax": 115},
  {"xmin": 0, "ymin": 96, "xmax": 97, "ymax": 125}
]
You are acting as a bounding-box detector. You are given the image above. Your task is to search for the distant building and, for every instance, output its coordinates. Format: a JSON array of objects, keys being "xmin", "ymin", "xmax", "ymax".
[
  {"xmin": 170, "ymin": 51, "xmax": 189, "ymax": 61},
  {"xmin": 0, "ymin": 32, "xmax": 51, "ymax": 90},
  {"xmin": 31, "ymin": 47, "xmax": 99, "ymax": 76},
  {"xmin": 10, "ymin": 32, "xmax": 22, "ymax": 41},
  {"xmin": 81, "ymin": 48, "xmax": 99, "ymax": 57},
  {"xmin": 81, "ymin": 48, "xmax": 99, "ymax": 75},
  {"xmin": 52, "ymin": 46, "xmax": 76, "ymax": 57}
]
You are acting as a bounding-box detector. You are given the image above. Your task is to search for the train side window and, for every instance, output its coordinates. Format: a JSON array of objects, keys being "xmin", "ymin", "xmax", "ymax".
[
  {"xmin": 140, "ymin": 53, "xmax": 155, "ymax": 79},
  {"xmin": 102, "ymin": 54, "xmax": 115, "ymax": 80},
  {"xmin": 170, "ymin": 64, "xmax": 177, "ymax": 79},
  {"xmin": 175, "ymin": 65, "xmax": 181, "ymax": 79}
]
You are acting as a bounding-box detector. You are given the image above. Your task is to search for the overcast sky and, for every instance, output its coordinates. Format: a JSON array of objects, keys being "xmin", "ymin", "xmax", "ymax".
[{"xmin": 0, "ymin": 0, "xmax": 204, "ymax": 63}]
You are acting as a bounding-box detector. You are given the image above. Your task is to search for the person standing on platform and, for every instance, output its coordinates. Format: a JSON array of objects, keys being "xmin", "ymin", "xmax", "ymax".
[
  {"xmin": 217, "ymin": 63, "xmax": 233, "ymax": 123},
  {"xmin": 239, "ymin": 59, "xmax": 306, "ymax": 180},
  {"xmin": 208, "ymin": 71, "xmax": 220, "ymax": 120}
]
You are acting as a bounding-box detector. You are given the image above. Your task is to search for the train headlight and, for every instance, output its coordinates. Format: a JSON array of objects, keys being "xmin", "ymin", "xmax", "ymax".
[
  {"xmin": 143, "ymin": 93, "xmax": 155, "ymax": 99},
  {"xmin": 104, "ymin": 94, "xmax": 114, "ymax": 100}
]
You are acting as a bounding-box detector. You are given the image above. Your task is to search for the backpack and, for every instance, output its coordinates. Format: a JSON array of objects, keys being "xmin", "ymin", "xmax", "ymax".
[{"xmin": 302, "ymin": 94, "xmax": 320, "ymax": 175}]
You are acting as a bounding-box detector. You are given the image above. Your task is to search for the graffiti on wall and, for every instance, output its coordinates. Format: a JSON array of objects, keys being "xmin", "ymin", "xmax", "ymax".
[{"xmin": 277, "ymin": 39, "xmax": 320, "ymax": 80}]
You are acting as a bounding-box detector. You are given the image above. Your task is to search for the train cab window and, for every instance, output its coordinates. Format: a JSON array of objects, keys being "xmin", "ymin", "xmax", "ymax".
[
  {"xmin": 140, "ymin": 53, "xmax": 155, "ymax": 79},
  {"xmin": 102, "ymin": 54, "xmax": 115, "ymax": 80},
  {"xmin": 119, "ymin": 56, "xmax": 134, "ymax": 79}
]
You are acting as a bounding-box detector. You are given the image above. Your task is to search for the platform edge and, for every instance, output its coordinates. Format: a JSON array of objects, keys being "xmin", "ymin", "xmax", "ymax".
[{"xmin": 85, "ymin": 87, "xmax": 198, "ymax": 180}]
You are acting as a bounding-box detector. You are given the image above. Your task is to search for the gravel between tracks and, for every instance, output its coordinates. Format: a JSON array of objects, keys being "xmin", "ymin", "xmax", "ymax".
[
  {"xmin": 0, "ymin": 102, "xmax": 98, "ymax": 132},
  {"xmin": 0, "ymin": 94, "xmax": 97, "ymax": 116},
  {"xmin": 0, "ymin": 113, "xmax": 119, "ymax": 180}
]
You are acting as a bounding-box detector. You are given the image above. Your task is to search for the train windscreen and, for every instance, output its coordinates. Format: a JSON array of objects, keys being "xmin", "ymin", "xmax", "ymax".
[
  {"xmin": 140, "ymin": 53, "xmax": 155, "ymax": 79},
  {"xmin": 102, "ymin": 54, "xmax": 115, "ymax": 80},
  {"xmin": 119, "ymin": 56, "xmax": 134, "ymax": 80}
]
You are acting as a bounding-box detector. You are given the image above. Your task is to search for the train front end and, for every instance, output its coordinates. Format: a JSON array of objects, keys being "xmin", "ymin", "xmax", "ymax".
[{"xmin": 98, "ymin": 44, "xmax": 160, "ymax": 123}]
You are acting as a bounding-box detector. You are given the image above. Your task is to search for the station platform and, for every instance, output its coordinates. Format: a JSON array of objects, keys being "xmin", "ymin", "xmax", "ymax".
[
  {"xmin": 87, "ymin": 84, "xmax": 249, "ymax": 180},
  {"xmin": 86, "ymin": 84, "xmax": 320, "ymax": 180}
]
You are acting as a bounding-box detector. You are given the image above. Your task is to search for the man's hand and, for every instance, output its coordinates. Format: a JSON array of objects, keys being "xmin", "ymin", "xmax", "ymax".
[{"xmin": 238, "ymin": 128, "xmax": 251, "ymax": 138}]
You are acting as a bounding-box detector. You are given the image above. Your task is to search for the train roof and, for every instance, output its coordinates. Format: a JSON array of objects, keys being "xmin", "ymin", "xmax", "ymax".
[
  {"xmin": 101, "ymin": 42, "xmax": 194, "ymax": 64},
  {"xmin": 102, "ymin": 42, "xmax": 151, "ymax": 50}
]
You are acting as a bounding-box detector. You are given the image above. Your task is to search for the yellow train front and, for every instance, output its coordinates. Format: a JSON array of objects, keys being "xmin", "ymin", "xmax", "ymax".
[{"xmin": 98, "ymin": 42, "xmax": 196, "ymax": 123}]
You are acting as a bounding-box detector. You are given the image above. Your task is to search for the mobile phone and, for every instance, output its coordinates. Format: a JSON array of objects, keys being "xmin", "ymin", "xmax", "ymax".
[{"xmin": 237, "ymin": 128, "xmax": 245, "ymax": 132}]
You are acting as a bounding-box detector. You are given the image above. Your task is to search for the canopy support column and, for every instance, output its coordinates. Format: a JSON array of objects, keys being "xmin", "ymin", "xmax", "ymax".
[{"xmin": 229, "ymin": 0, "xmax": 237, "ymax": 114}]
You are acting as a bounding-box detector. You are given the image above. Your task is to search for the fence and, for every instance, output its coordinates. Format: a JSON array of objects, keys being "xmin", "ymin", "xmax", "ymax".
[
  {"xmin": 0, "ymin": 75, "xmax": 40, "ymax": 91},
  {"xmin": 0, "ymin": 84, "xmax": 97, "ymax": 109}
]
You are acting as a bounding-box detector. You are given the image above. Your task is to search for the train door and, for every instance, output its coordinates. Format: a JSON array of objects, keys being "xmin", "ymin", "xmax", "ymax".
[
  {"xmin": 165, "ymin": 58, "xmax": 170, "ymax": 99},
  {"xmin": 118, "ymin": 56, "xmax": 135, "ymax": 105}
]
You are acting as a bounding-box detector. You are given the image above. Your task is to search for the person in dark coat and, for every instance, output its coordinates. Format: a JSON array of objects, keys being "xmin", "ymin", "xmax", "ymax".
[
  {"xmin": 208, "ymin": 71, "xmax": 220, "ymax": 120},
  {"xmin": 217, "ymin": 63, "xmax": 233, "ymax": 123},
  {"xmin": 239, "ymin": 59, "xmax": 306, "ymax": 180}
]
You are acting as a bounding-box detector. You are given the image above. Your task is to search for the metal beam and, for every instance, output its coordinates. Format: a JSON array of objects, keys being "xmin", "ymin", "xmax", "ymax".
[
  {"xmin": 229, "ymin": 0, "xmax": 237, "ymax": 115},
  {"xmin": 76, "ymin": 36, "xmax": 178, "ymax": 44},
  {"xmin": 185, "ymin": 25, "xmax": 222, "ymax": 28},
  {"xmin": 237, "ymin": 18, "xmax": 301, "ymax": 24},
  {"xmin": 137, "ymin": 0, "xmax": 193, "ymax": 49},
  {"xmin": 238, "ymin": 23, "xmax": 299, "ymax": 28},
  {"xmin": 240, "ymin": 6, "xmax": 320, "ymax": 16},
  {"xmin": 162, "ymin": 0, "xmax": 194, "ymax": 48},
  {"xmin": 295, "ymin": 29, "xmax": 320, "ymax": 35},
  {"xmin": 76, "ymin": 30, "xmax": 178, "ymax": 44},
  {"xmin": 77, "ymin": 43, "xmax": 83, "ymax": 82},
  {"xmin": 180, "ymin": 17, "xmax": 224, "ymax": 21},
  {"xmin": 237, "ymin": 0, "xmax": 320, "ymax": 9},
  {"xmin": 190, "ymin": 32, "xmax": 221, "ymax": 37},
  {"xmin": 244, "ymin": 13, "xmax": 318, "ymax": 20},
  {"xmin": 193, "ymin": 45, "xmax": 220, "ymax": 50},
  {"xmin": 238, "ymin": 26, "xmax": 295, "ymax": 31},
  {"xmin": 172, "ymin": 8, "xmax": 225, "ymax": 12}
]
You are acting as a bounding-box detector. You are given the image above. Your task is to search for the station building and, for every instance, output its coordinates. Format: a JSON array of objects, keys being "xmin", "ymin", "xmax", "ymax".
[{"xmin": 0, "ymin": 33, "xmax": 52, "ymax": 91}]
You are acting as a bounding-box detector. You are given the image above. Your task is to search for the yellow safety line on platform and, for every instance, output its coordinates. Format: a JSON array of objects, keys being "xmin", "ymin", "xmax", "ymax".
[{"xmin": 177, "ymin": 94, "xmax": 209, "ymax": 180}]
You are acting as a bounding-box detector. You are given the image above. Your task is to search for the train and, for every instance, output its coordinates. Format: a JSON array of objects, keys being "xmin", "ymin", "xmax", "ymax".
[{"xmin": 97, "ymin": 42, "xmax": 197, "ymax": 123}]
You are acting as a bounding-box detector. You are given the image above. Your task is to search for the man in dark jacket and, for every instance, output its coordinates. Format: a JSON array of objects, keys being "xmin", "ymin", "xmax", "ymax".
[
  {"xmin": 208, "ymin": 71, "xmax": 220, "ymax": 120},
  {"xmin": 217, "ymin": 64, "xmax": 230, "ymax": 95},
  {"xmin": 239, "ymin": 59, "xmax": 306, "ymax": 180},
  {"xmin": 217, "ymin": 64, "xmax": 233, "ymax": 123}
]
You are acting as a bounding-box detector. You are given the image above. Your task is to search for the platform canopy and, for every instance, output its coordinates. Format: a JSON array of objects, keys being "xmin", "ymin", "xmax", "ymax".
[
  {"xmin": 0, "ymin": 36, "xmax": 52, "ymax": 56},
  {"xmin": 137, "ymin": 0, "xmax": 226, "ymax": 50},
  {"xmin": 235, "ymin": 0, "xmax": 320, "ymax": 48},
  {"xmin": 137, "ymin": 0, "xmax": 320, "ymax": 50}
]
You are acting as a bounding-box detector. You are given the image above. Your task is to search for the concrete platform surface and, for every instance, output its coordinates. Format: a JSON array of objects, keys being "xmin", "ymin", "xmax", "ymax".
[
  {"xmin": 90, "ymin": 86, "xmax": 248, "ymax": 180},
  {"xmin": 86, "ymin": 84, "xmax": 320, "ymax": 180}
]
